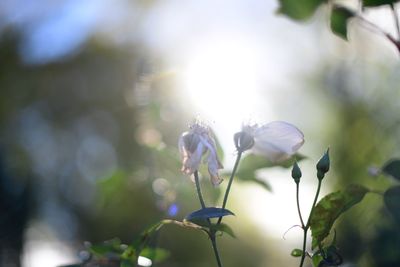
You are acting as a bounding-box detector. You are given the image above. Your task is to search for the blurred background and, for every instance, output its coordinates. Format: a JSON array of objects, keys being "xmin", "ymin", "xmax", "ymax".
[{"xmin": 1, "ymin": 0, "xmax": 400, "ymax": 266}]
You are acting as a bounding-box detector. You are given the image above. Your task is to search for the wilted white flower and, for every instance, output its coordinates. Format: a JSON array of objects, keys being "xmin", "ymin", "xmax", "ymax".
[
  {"xmin": 179, "ymin": 121, "xmax": 223, "ymax": 186},
  {"xmin": 242, "ymin": 121, "xmax": 304, "ymax": 163}
]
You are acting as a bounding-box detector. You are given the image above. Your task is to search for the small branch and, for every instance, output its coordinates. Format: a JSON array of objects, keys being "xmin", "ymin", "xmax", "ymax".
[{"xmin": 356, "ymin": 14, "xmax": 400, "ymax": 53}]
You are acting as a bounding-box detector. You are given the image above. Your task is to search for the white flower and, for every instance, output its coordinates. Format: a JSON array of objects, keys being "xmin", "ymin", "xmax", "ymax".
[
  {"xmin": 179, "ymin": 122, "xmax": 223, "ymax": 186},
  {"xmin": 243, "ymin": 121, "xmax": 304, "ymax": 163}
]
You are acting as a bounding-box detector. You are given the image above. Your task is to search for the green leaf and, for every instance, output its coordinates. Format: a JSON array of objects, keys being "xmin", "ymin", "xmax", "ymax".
[
  {"xmin": 132, "ymin": 221, "xmax": 166, "ymax": 251},
  {"xmin": 277, "ymin": 0, "xmax": 327, "ymax": 21},
  {"xmin": 384, "ymin": 186, "xmax": 400, "ymax": 223},
  {"xmin": 140, "ymin": 248, "xmax": 170, "ymax": 263},
  {"xmin": 185, "ymin": 207, "xmax": 234, "ymax": 221},
  {"xmin": 382, "ymin": 159, "xmax": 400, "ymax": 180},
  {"xmin": 188, "ymin": 220, "xmax": 237, "ymax": 238},
  {"xmin": 312, "ymin": 253, "xmax": 324, "ymax": 267},
  {"xmin": 330, "ymin": 6, "xmax": 355, "ymax": 41},
  {"xmin": 121, "ymin": 245, "xmax": 136, "ymax": 261},
  {"xmin": 231, "ymin": 153, "xmax": 305, "ymax": 191},
  {"xmin": 291, "ymin": 248, "xmax": 303, "ymax": 257},
  {"xmin": 363, "ymin": 0, "xmax": 399, "ymax": 7},
  {"xmin": 212, "ymin": 223, "xmax": 236, "ymax": 238},
  {"xmin": 88, "ymin": 238, "xmax": 123, "ymax": 257},
  {"xmin": 310, "ymin": 184, "xmax": 369, "ymax": 249},
  {"xmin": 120, "ymin": 260, "xmax": 135, "ymax": 267},
  {"xmin": 323, "ymin": 245, "xmax": 343, "ymax": 266}
]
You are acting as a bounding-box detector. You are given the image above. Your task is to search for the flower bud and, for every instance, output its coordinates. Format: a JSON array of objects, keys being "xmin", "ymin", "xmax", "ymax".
[
  {"xmin": 234, "ymin": 131, "xmax": 254, "ymax": 152},
  {"xmin": 291, "ymin": 161, "xmax": 302, "ymax": 184},
  {"xmin": 316, "ymin": 148, "xmax": 330, "ymax": 180}
]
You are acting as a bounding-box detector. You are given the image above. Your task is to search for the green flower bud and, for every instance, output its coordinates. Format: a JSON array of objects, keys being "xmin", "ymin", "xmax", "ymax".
[
  {"xmin": 234, "ymin": 131, "xmax": 254, "ymax": 152},
  {"xmin": 316, "ymin": 148, "xmax": 330, "ymax": 180},
  {"xmin": 291, "ymin": 161, "xmax": 302, "ymax": 184}
]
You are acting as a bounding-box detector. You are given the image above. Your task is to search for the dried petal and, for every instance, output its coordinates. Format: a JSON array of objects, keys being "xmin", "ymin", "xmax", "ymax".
[{"xmin": 178, "ymin": 121, "xmax": 224, "ymax": 185}]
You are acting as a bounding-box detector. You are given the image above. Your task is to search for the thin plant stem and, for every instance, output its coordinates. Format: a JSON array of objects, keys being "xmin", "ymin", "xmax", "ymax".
[
  {"xmin": 194, "ymin": 171, "xmax": 223, "ymax": 267},
  {"xmin": 299, "ymin": 229, "xmax": 308, "ymax": 267},
  {"xmin": 306, "ymin": 179, "xmax": 322, "ymax": 228},
  {"xmin": 299, "ymin": 179, "xmax": 323, "ymax": 267},
  {"xmin": 390, "ymin": 3, "xmax": 400, "ymax": 40},
  {"xmin": 210, "ymin": 235, "xmax": 223, "ymax": 267},
  {"xmin": 194, "ymin": 171, "xmax": 206, "ymax": 209},
  {"xmin": 217, "ymin": 151, "xmax": 243, "ymax": 224},
  {"xmin": 296, "ymin": 183, "xmax": 305, "ymax": 228},
  {"xmin": 356, "ymin": 15, "xmax": 400, "ymax": 52}
]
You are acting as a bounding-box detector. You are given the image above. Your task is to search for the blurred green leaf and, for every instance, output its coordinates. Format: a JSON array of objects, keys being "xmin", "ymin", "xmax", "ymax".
[
  {"xmin": 312, "ymin": 253, "xmax": 324, "ymax": 267},
  {"xmin": 362, "ymin": 0, "xmax": 399, "ymax": 7},
  {"xmin": 230, "ymin": 153, "xmax": 305, "ymax": 191},
  {"xmin": 140, "ymin": 247, "xmax": 170, "ymax": 263},
  {"xmin": 291, "ymin": 248, "xmax": 303, "ymax": 257},
  {"xmin": 322, "ymin": 245, "xmax": 343, "ymax": 266},
  {"xmin": 384, "ymin": 186, "xmax": 400, "ymax": 223},
  {"xmin": 310, "ymin": 184, "xmax": 369, "ymax": 249},
  {"xmin": 277, "ymin": 0, "xmax": 326, "ymax": 21},
  {"xmin": 132, "ymin": 221, "xmax": 165, "ymax": 250},
  {"xmin": 330, "ymin": 5, "xmax": 355, "ymax": 40},
  {"xmin": 120, "ymin": 260, "xmax": 135, "ymax": 267},
  {"xmin": 88, "ymin": 238, "xmax": 123, "ymax": 257},
  {"xmin": 185, "ymin": 207, "xmax": 234, "ymax": 221},
  {"xmin": 121, "ymin": 245, "xmax": 136, "ymax": 261},
  {"xmin": 382, "ymin": 159, "xmax": 400, "ymax": 180}
]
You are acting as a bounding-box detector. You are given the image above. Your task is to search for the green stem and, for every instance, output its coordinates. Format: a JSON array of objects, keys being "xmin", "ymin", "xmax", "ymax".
[
  {"xmin": 210, "ymin": 234, "xmax": 223, "ymax": 267},
  {"xmin": 296, "ymin": 183, "xmax": 305, "ymax": 228},
  {"xmin": 299, "ymin": 179, "xmax": 323, "ymax": 267},
  {"xmin": 194, "ymin": 171, "xmax": 223, "ymax": 267},
  {"xmin": 299, "ymin": 228, "xmax": 308, "ymax": 267},
  {"xmin": 306, "ymin": 179, "xmax": 322, "ymax": 228},
  {"xmin": 217, "ymin": 151, "xmax": 242, "ymax": 224},
  {"xmin": 194, "ymin": 171, "xmax": 206, "ymax": 209}
]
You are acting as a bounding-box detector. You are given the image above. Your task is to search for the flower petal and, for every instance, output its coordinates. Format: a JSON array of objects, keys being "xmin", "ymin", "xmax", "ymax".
[
  {"xmin": 181, "ymin": 142, "xmax": 205, "ymax": 175},
  {"xmin": 207, "ymin": 152, "xmax": 223, "ymax": 186},
  {"xmin": 252, "ymin": 121, "xmax": 304, "ymax": 162}
]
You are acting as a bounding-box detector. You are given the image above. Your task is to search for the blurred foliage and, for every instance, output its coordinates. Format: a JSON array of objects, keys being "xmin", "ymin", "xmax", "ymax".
[
  {"xmin": 312, "ymin": 61, "xmax": 400, "ymax": 266},
  {"xmin": 310, "ymin": 184, "xmax": 369, "ymax": 249},
  {"xmin": 1, "ymin": 0, "xmax": 400, "ymax": 266},
  {"xmin": 0, "ymin": 18, "xmax": 268, "ymax": 266}
]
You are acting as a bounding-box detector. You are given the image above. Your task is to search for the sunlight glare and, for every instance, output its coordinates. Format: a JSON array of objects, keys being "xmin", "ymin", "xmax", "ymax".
[
  {"xmin": 22, "ymin": 241, "xmax": 76, "ymax": 267},
  {"xmin": 181, "ymin": 38, "xmax": 262, "ymax": 125},
  {"xmin": 138, "ymin": 256, "xmax": 153, "ymax": 267}
]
